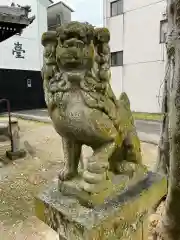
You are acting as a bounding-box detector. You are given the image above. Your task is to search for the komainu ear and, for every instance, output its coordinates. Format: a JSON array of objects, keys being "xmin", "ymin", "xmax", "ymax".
[
  {"xmin": 94, "ymin": 28, "xmax": 110, "ymax": 44},
  {"xmin": 41, "ymin": 31, "xmax": 57, "ymax": 46},
  {"xmin": 119, "ymin": 92, "xmax": 131, "ymax": 110}
]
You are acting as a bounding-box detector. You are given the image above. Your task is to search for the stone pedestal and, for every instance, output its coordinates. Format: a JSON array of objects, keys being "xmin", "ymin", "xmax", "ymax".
[
  {"xmin": 35, "ymin": 172, "xmax": 167, "ymax": 240},
  {"xmin": 0, "ymin": 117, "xmax": 26, "ymax": 160},
  {"xmin": 6, "ymin": 149, "xmax": 26, "ymax": 160}
]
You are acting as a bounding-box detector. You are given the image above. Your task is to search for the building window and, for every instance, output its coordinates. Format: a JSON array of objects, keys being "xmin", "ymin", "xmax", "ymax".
[
  {"xmin": 111, "ymin": 0, "xmax": 123, "ymax": 17},
  {"xmin": 27, "ymin": 79, "xmax": 32, "ymax": 88},
  {"xmin": 160, "ymin": 19, "xmax": 167, "ymax": 44},
  {"xmin": 111, "ymin": 51, "xmax": 123, "ymax": 66}
]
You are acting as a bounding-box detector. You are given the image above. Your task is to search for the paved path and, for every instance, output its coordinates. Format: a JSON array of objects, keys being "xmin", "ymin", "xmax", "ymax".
[
  {"xmin": 8, "ymin": 109, "xmax": 161, "ymax": 145},
  {"xmin": 135, "ymin": 120, "xmax": 161, "ymax": 135}
]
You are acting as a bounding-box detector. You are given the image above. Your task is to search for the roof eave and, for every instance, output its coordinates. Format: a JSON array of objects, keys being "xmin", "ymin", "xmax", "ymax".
[{"xmin": 48, "ymin": 1, "xmax": 74, "ymax": 12}]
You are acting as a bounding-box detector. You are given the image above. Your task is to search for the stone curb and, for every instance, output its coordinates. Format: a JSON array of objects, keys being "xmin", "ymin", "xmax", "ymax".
[
  {"xmin": 138, "ymin": 131, "xmax": 159, "ymax": 146},
  {"xmin": 10, "ymin": 113, "xmax": 51, "ymax": 123},
  {"xmin": 9, "ymin": 113, "xmax": 159, "ymax": 146},
  {"xmin": 135, "ymin": 119, "xmax": 161, "ymax": 124},
  {"xmin": 139, "ymin": 139, "xmax": 158, "ymax": 146}
]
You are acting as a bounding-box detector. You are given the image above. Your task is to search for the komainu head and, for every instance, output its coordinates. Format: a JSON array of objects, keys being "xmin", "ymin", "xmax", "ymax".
[
  {"xmin": 41, "ymin": 21, "xmax": 111, "ymax": 83},
  {"xmin": 56, "ymin": 21, "xmax": 95, "ymax": 70},
  {"xmin": 41, "ymin": 21, "xmax": 113, "ymax": 115}
]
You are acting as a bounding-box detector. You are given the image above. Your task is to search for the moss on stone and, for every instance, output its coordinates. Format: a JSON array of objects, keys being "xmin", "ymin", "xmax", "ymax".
[
  {"xmin": 57, "ymin": 165, "xmax": 148, "ymax": 208},
  {"xmin": 41, "ymin": 31, "xmax": 57, "ymax": 46},
  {"xmin": 35, "ymin": 172, "xmax": 167, "ymax": 239}
]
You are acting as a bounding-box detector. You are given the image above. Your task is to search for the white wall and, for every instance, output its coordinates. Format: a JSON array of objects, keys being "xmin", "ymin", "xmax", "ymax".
[
  {"xmin": 0, "ymin": 37, "xmax": 40, "ymax": 71},
  {"xmin": 124, "ymin": 0, "xmax": 166, "ymax": 12},
  {"xmin": 123, "ymin": 0, "xmax": 166, "ymax": 112},
  {"xmin": 123, "ymin": 62, "xmax": 165, "ymax": 112},
  {"xmin": 110, "ymin": 67, "xmax": 123, "ymax": 99},
  {"xmin": 109, "ymin": 15, "xmax": 123, "ymax": 52},
  {"xmin": 0, "ymin": 0, "xmax": 49, "ymax": 71},
  {"xmin": 104, "ymin": 1, "xmax": 124, "ymax": 98},
  {"xmin": 103, "ymin": 0, "xmax": 167, "ymax": 112},
  {"xmin": 123, "ymin": 0, "xmax": 166, "ymax": 64},
  {"xmin": 37, "ymin": 0, "xmax": 48, "ymax": 69}
]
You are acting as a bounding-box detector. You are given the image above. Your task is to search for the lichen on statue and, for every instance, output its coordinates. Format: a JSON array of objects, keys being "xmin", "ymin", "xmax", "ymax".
[{"xmin": 41, "ymin": 21, "xmax": 142, "ymax": 193}]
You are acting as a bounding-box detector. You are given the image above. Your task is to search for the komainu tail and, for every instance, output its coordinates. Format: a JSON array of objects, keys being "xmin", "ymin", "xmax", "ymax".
[
  {"xmin": 119, "ymin": 92, "xmax": 131, "ymax": 111},
  {"xmin": 119, "ymin": 92, "xmax": 135, "ymax": 126},
  {"xmin": 119, "ymin": 92, "xmax": 142, "ymax": 164}
]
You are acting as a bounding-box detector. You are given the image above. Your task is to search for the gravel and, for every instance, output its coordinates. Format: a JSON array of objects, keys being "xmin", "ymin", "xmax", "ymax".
[{"xmin": 0, "ymin": 119, "xmax": 158, "ymax": 240}]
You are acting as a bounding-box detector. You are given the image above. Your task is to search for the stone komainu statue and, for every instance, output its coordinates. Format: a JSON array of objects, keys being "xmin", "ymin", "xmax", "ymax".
[{"xmin": 41, "ymin": 21, "xmax": 142, "ymax": 192}]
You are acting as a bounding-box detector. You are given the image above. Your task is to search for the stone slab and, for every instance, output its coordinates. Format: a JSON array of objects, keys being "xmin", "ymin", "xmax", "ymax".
[
  {"xmin": 35, "ymin": 172, "xmax": 167, "ymax": 240},
  {"xmin": 58, "ymin": 165, "xmax": 148, "ymax": 208},
  {"xmin": 0, "ymin": 141, "xmax": 10, "ymax": 157},
  {"xmin": 6, "ymin": 149, "xmax": 26, "ymax": 160},
  {"xmin": 0, "ymin": 117, "xmax": 18, "ymax": 123},
  {"xmin": 0, "ymin": 117, "xmax": 18, "ymax": 138}
]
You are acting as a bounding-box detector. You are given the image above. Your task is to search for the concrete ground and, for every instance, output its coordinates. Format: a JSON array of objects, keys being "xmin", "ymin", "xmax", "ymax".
[
  {"xmin": 11, "ymin": 109, "xmax": 161, "ymax": 134},
  {"xmin": 0, "ymin": 120, "xmax": 158, "ymax": 240},
  {"xmin": 9, "ymin": 109, "xmax": 161, "ymax": 145}
]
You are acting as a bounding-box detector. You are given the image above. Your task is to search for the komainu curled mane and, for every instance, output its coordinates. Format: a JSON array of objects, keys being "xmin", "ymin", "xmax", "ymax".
[{"xmin": 41, "ymin": 21, "xmax": 142, "ymax": 193}]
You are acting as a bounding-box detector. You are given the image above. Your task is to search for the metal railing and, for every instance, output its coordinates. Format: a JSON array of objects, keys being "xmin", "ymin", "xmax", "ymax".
[{"xmin": 0, "ymin": 99, "xmax": 13, "ymax": 152}]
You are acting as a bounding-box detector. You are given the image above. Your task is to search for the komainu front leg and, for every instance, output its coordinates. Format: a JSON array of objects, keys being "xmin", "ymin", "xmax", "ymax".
[
  {"xmin": 59, "ymin": 138, "xmax": 82, "ymax": 181},
  {"xmin": 81, "ymin": 141, "xmax": 117, "ymax": 192}
]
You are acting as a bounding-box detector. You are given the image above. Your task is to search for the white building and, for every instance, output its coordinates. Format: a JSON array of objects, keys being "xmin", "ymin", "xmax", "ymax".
[
  {"xmin": 48, "ymin": 1, "xmax": 73, "ymax": 31},
  {"xmin": 103, "ymin": 0, "xmax": 167, "ymax": 113},
  {"xmin": 0, "ymin": 0, "xmax": 51, "ymax": 74},
  {"xmin": 0, "ymin": 0, "xmax": 73, "ymax": 111}
]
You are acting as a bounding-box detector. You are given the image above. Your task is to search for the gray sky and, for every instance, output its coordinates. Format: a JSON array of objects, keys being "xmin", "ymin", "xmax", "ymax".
[{"xmin": 55, "ymin": 0, "xmax": 103, "ymax": 27}]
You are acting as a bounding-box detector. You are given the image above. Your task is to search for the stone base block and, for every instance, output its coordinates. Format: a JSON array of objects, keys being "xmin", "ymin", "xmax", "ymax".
[
  {"xmin": 6, "ymin": 149, "xmax": 26, "ymax": 160},
  {"xmin": 35, "ymin": 172, "xmax": 167, "ymax": 240},
  {"xmin": 58, "ymin": 165, "xmax": 148, "ymax": 208}
]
